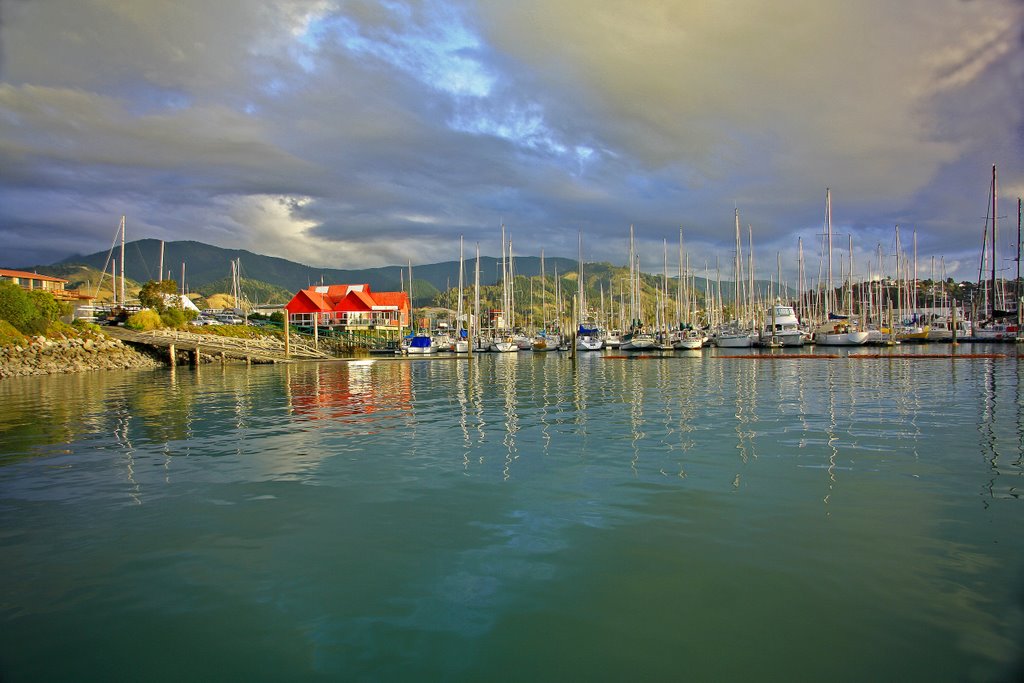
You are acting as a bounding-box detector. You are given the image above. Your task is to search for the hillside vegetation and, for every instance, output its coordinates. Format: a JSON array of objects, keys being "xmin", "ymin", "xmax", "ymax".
[{"xmin": 20, "ymin": 239, "xmax": 792, "ymax": 313}]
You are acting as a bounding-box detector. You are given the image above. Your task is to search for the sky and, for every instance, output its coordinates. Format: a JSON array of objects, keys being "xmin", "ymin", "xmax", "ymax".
[{"xmin": 1, "ymin": 0, "xmax": 1023, "ymax": 285}]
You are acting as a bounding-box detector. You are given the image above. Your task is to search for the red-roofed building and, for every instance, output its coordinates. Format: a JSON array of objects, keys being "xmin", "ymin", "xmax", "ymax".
[
  {"xmin": 284, "ymin": 284, "xmax": 410, "ymax": 336},
  {"xmin": 0, "ymin": 269, "xmax": 93, "ymax": 303}
]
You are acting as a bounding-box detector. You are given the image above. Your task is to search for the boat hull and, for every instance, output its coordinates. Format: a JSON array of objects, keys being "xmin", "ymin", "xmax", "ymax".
[
  {"xmin": 715, "ymin": 333, "xmax": 756, "ymax": 348},
  {"xmin": 815, "ymin": 331, "xmax": 870, "ymax": 345},
  {"xmin": 760, "ymin": 330, "xmax": 805, "ymax": 347},
  {"xmin": 621, "ymin": 335, "xmax": 657, "ymax": 351}
]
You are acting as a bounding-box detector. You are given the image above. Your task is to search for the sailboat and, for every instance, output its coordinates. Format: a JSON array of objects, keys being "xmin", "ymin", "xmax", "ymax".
[
  {"xmin": 715, "ymin": 210, "xmax": 757, "ymax": 347},
  {"xmin": 620, "ymin": 226, "xmax": 657, "ymax": 351},
  {"xmin": 489, "ymin": 225, "xmax": 519, "ymax": 352},
  {"xmin": 453, "ymin": 237, "xmax": 469, "ymax": 353},
  {"xmin": 473, "ymin": 243, "xmax": 489, "ymax": 352},
  {"xmin": 974, "ymin": 165, "xmax": 1020, "ymax": 341},
  {"xmin": 405, "ymin": 261, "xmax": 436, "ymax": 354},
  {"xmin": 575, "ymin": 232, "xmax": 604, "ymax": 351},
  {"xmin": 814, "ymin": 189, "xmax": 869, "ymax": 346},
  {"xmin": 532, "ymin": 250, "xmax": 560, "ymax": 352}
]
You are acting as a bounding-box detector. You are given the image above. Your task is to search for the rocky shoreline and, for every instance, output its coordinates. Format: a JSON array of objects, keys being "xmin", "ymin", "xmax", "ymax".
[{"xmin": 0, "ymin": 334, "xmax": 165, "ymax": 379}]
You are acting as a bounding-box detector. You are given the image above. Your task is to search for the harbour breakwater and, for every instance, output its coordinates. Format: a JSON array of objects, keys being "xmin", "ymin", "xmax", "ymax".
[{"xmin": 0, "ymin": 334, "xmax": 164, "ymax": 379}]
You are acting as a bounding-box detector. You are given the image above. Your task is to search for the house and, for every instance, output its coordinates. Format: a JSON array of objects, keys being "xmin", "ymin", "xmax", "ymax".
[
  {"xmin": 0, "ymin": 269, "xmax": 86, "ymax": 300},
  {"xmin": 1, "ymin": 268, "xmax": 97, "ymax": 321},
  {"xmin": 284, "ymin": 284, "xmax": 410, "ymax": 337},
  {"xmin": 1, "ymin": 267, "xmax": 95, "ymax": 309}
]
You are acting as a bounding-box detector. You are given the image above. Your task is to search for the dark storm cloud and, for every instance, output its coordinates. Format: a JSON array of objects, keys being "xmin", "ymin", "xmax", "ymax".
[{"xmin": 0, "ymin": 0, "xmax": 1021, "ymax": 281}]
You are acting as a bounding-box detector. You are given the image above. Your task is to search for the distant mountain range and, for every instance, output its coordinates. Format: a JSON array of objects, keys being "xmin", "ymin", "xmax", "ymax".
[
  {"xmin": 21, "ymin": 239, "xmax": 791, "ymax": 306},
  {"xmin": 34, "ymin": 239, "xmax": 579, "ymax": 305}
]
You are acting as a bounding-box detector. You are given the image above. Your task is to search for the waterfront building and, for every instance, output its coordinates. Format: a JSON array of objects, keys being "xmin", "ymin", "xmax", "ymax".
[
  {"xmin": 0, "ymin": 268, "xmax": 90, "ymax": 301},
  {"xmin": 0, "ymin": 268, "xmax": 95, "ymax": 319},
  {"xmin": 284, "ymin": 284, "xmax": 410, "ymax": 338}
]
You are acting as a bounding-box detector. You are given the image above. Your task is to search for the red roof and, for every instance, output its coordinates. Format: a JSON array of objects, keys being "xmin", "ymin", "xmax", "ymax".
[
  {"xmin": 285, "ymin": 284, "xmax": 409, "ymax": 315},
  {"xmin": 0, "ymin": 269, "xmax": 68, "ymax": 284},
  {"xmin": 373, "ymin": 291, "xmax": 410, "ymax": 309},
  {"xmin": 334, "ymin": 289, "xmax": 376, "ymax": 311},
  {"xmin": 285, "ymin": 289, "xmax": 332, "ymax": 314}
]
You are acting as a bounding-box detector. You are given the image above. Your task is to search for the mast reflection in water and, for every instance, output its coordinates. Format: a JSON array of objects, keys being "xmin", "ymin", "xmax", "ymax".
[{"xmin": 0, "ymin": 349, "xmax": 1022, "ymax": 681}]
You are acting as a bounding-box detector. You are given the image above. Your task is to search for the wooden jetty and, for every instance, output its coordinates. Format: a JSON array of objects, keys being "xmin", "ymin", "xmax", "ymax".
[{"xmin": 105, "ymin": 327, "xmax": 330, "ymax": 365}]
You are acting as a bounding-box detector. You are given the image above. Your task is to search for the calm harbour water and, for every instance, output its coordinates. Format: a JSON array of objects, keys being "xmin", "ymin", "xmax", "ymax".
[{"xmin": 1, "ymin": 347, "xmax": 1023, "ymax": 681}]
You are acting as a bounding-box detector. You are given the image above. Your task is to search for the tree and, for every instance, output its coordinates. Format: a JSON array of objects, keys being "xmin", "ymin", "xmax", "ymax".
[
  {"xmin": 138, "ymin": 279, "xmax": 180, "ymax": 313},
  {"xmin": 0, "ymin": 281, "xmax": 36, "ymax": 332},
  {"xmin": 0, "ymin": 282, "xmax": 70, "ymax": 334},
  {"xmin": 27, "ymin": 290, "xmax": 70, "ymax": 324}
]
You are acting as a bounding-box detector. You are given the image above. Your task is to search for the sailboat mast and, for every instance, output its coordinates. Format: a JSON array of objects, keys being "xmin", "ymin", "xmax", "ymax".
[
  {"xmin": 159, "ymin": 240, "xmax": 164, "ymax": 283},
  {"xmin": 509, "ymin": 238, "xmax": 515, "ymax": 330},
  {"xmin": 677, "ymin": 227, "xmax": 684, "ymax": 325},
  {"xmin": 457, "ymin": 236, "xmax": 464, "ymax": 329},
  {"xmin": 663, "ymin": 240, "xmax": 671, "ymax": 335},
  {"xmin": 578, "ymin": 230, "xmax": 585, "ymax": 322},
  {"xmin": 540, "ymin": 250, "xmax": 546, "ymax": 330},
  {"xmin": 798, "ymin": 237, "xmax": 805, "ymax": 317},
  {"xmin": 474, "ymin": 244, "xmax": 481, "ymax": 342},
  {"xmin": 913, "ymin": 228, "xmax": 918, "ymax": 314},
  {"xmin": 991, "ymin": 165, "xmax": 999, "ymax": 317},
  {"xmin": 895, "ymin": 227, "xmax": 902, "ymax": 326},
  {"xmin": 1018, "ymin": 197, "xmax": 1022, "ymax": 316},
  {"xmin": 748, "ymin": 224, "xmax": 754, "ymax": 324},
  {"xmin": 734, "ymin": 208, "xmax": 741, "ymax": 320},
  {"xmin": 825, "ymin": 189, "xmax": 833, "ymax": 314},
  {"xmin": 119, "ymin": 215, "xmax": 126, "ymax": 305},
  {"xmin": 848, "ymin": 234, "xmax": 855, "ymax": 316},
  {"xmin": 500, "ymin": 224, "xmax": 508, "ymax": 328}
]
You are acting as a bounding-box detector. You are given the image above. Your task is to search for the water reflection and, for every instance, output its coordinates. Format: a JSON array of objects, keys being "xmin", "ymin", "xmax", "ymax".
[
  {"xmin": 0, "ymin": 353, "xmax": 1022, "ymax": 503},
  {"xmin": 733, "ymin": 357, "xmax": 758, "ymax": 466},
  {"xmin": 1, "ymin": 353, "xmax": 1023, "ymax": 680},
  {"xmin": 287, "ymin": 361, "xmax": 411, "ymax": 425},
  {"xmin": 977, "ymin": 356, "xmax": 1023, "ymax": 502},
  {"xmin": 496, "ymin": 354, "xmax": 519, "ymax": 480}
]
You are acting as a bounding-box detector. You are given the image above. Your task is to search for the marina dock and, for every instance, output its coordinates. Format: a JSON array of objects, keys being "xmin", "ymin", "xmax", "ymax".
[{"xmin": 105, "ymin": 326, "xmax": 330, "ymax": 364}]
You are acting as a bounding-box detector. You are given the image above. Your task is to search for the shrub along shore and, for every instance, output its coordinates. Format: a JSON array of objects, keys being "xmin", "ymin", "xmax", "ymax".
[
  {"xmin": 0, "ymin": 280, "xmax": 295, "ymax": 379},
  {"xmin": 0, "ymin": 280, "xmax": 165, "ymax": 379}
]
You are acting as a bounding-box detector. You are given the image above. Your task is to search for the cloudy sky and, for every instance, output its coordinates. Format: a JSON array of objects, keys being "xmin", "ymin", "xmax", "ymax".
[{"xmin": 2, "ymin": 0, "xmax": 1022, "ymax": 283}]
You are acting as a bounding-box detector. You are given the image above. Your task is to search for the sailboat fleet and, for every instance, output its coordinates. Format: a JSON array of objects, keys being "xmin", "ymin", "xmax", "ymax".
[{"xmin": 401, "ymin": 171, "xmax": 1022, "ymax": 354}]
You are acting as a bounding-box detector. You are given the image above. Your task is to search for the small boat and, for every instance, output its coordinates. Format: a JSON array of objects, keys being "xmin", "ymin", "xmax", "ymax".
[
  {"xmin": 621, "ymin": 327, "xmax": 657, "ymax": 351},
  {"xmin": 714, "ymin": 325, "xmax": 757, "ymax": 348},
  {"xmin": 531, "ymin": 331, "xmax": 561, "ymax": 352},
  {"xmin": 672, "ymin": 328, "xmax": 704, "ymax": 350},
  {"xmin": 973, "ymin": 321, "xmax": 1019, "ymax": 341},
  {"xmin": 489, "ymin": 334, "xmax": 518, "ymax": 352},
  {"xmin": 575, "ymin": 325, "xmax": 604, "ymax": 351},
  {"xmin": 603, "ymin": 329, "xmax": 622, "ymax": 348},
  {"xmin": 452, "ymin": 328, "xmax": 469, "ymax": 353},
  {"xmin": 406, "ymin": 334, "xmax": 435, "ymax": 354},
  {"xmin": 813, "ymin": 318, "xmax": 869, "ymax": 346}
]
